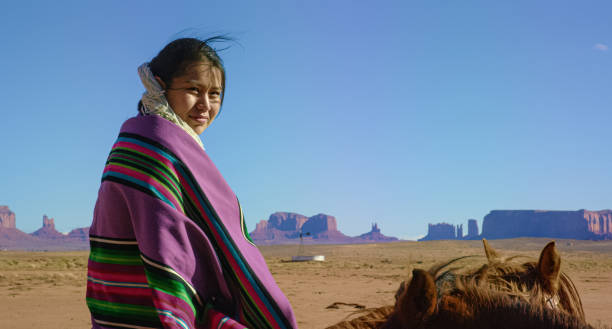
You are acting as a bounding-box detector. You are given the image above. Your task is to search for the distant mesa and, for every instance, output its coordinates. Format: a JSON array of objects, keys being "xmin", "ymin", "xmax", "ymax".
[
  {"xmin": 2, "ymin": 206, "xmax": 399, "ymax": 249},
  {"xmin": 250, "ymin": 212, "xmax": 352, "ymax": 243},
  {"xmin": 0, "ymin": 206, "xmax": 17, "ymax": 229},
  {"xmin": 31, "ymin": 215, "xmax": 65, "ymax": 239},
  {"xmin": 358, "ymin": 223, "xmax": 398, "ymax": 242},
  {"xmin": 6, "ymin": 204, "xmax": 610, "ymax": 250},
  {"xmin": 466, "ymin": 219, "xmax": 479, "ymax": 239},
  {"xmin": 481, "ymin": 209, "xmax": 612, "ymax": 240},
  {"xmin": 421, "ymin": 209, "xmax": 612, "ymax": 241},
  {"xmin": 419, "ymin": 219, "xmax": 480, "ymax": 241},
  {"xmin": 67, "ymin": 227, "xmax": 90, "ymax": 241},
  {"xmin": 0, "ymin": 205, "xmax": 90, "ymax": 250},
  {"xmin": 250, "ymin": 212, "xmax": 398, "ymax": 245},
  {"xmin": 419, "ymin": 223, "xmax": 456, "ymax": 241}
]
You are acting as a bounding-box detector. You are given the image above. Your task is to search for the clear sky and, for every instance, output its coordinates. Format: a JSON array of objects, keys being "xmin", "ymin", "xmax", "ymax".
[{"xmin": 0, "ymin": 1, "xmax": 610, "ymax": 239}]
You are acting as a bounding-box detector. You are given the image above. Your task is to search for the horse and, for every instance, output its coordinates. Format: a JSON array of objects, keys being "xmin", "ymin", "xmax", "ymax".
[{"xmin": 326, "ymin": 240, "xmax": 596, "ymax": 329}]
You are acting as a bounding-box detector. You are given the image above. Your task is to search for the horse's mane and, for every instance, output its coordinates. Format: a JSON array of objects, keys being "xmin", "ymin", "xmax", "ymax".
[
  {"xmin": 326, "ymin": 241, "xmax": 591, "ymax": 329},
  {"xmin": 326, "ymin": 306, "xmax": 393, "ymax": 329},
  {"xmin": 431, "ymin": 279, "xmax": 595, "ymax": 329},
  {"xmin": 430, "ymin": 253, "xmax": 585, "ymax": 320}
]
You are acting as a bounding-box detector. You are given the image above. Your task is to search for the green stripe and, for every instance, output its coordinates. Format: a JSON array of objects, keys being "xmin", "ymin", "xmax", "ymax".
[
  {"xmin": 87, "ymin": 297, "xmax": 159, "ymax": 320},
  {"xmin": 108, "ymin": 154, "xmax": 184, "ymax": 211},
  {"xmin": 90, "ymin": 247, "xmax": 142, "ymax": 266},
  {"xmin": 112, "ymin": 133, "xmax": 288, "ymax": 329},
  {"xmin": 145, "ymin": 270, "xmax": 197, "ymax": 315},
  {"xmin": 240, "ymin": 204, "xmax": 254, "ymax": 245},
  {"xmin": 179, "ymin": 161, "xmax": 277, "ymax": 327},
  {"xmin": 107, "ymin": 161, "xmax": 183, "ymax": 211},
  {"xmin": 110, "ymin": 148, "xmax": 182, "ymax": 195},
  {"xmin": 242, "ymin": 298, "xmax": 267, "ymax": 329},
  {"xmin": 109, "ymin": 153, "xmax": 183, "ymax": 200},
  {"xmin": 112, "ymin": 147, "xmax": 180, "ymax": 188}
]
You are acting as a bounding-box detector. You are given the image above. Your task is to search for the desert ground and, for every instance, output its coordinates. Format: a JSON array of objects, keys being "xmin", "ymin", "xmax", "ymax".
[{"xmin": 0, "ymin": 238, "xmax": 611, "ymax": 329}]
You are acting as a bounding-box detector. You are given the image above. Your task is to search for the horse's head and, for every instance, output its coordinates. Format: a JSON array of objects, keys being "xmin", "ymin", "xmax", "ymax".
[
  {"xmin": 382, "ymin": 267, "xmax": 594, "ymax": 329},
  {"xmin": 326, "ymin": 241, "xmax": 591, "ymax": 329},
  {"xmin": 473, "ymin": 239, "xmax": 584, "ymax": 319}
]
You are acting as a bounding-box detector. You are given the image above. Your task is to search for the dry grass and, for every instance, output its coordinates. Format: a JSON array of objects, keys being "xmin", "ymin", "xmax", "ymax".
[{"xmin": 0, "ymin": 251, "xmax": 87, "ymax": 292}]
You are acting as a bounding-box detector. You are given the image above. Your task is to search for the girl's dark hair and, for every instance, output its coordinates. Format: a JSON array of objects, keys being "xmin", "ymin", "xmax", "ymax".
[{"xmin": 149, "ymin": 36, "xmax": 229, "ymax": 105}]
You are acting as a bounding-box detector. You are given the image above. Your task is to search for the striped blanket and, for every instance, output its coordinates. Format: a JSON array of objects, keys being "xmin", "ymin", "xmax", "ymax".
[{"xmin": 86, "ymin": 115, "xmax": 297, "ymax": 329}]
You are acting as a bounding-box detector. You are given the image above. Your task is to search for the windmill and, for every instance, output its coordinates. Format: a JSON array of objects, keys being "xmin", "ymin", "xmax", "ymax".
[{"xmin": 291, "ymin": 229, "xmax": 325, "ymax": 262}]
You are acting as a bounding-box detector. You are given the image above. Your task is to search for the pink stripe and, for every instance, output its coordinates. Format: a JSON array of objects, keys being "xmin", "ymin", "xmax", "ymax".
[
  {"xmin": 208, "ymin": 311, "xmax": 225, "ymax": 329},
  {"xmin": 114, "ymin": 141, "xmax": 177, "ymax": 175},
  {"xmin": 105, "ymin": 164, "xmax": 180, "ymax": 208},
  {"xmin": 88, "ymin": 268, "xmax": 148, "ymax": 284},
  {"xmin": 178, "ymin": 174, "xmax": 278, "ymax": 328},
  {"xmin": 87, "ymin": 281, "xmax": 156, "ymax": 307},
  {"xmin": 110, "ymin": 153, "xmax": 181, "ymax": 194},
  {"xmin": 152, "ymin": 290, "xmax": 197, "ymax": 329},
  {"xmin": 207, "ymin": 310, "xmax": 246, "ymax": 329}
]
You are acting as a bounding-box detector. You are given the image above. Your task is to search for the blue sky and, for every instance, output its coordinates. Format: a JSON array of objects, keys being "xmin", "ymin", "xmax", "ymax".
[{"xmin": 0, "ymin": 1, "xmax": 610, "ymax": 239}]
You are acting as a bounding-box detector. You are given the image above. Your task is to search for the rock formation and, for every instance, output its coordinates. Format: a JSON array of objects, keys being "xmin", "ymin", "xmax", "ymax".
[
  {"xmin": 0, "ymin": 208, "xmax": 89, "ymax": 250},
  {"xmin": 31, "ymin": 215, "xmax": 66, "ymax": 239},
  {"xmin": 251, "ymin": 212, "xmax": 303, "ymax": 241},
  {"xmin": 250, "ymin": 212, "xmax": 352, "ymax": 243},
  {"xmin": 421, "ymin": 210, "xmax": 612, "ymax": 241},
  {"xmin": 267, "ymin": 212, "xmax": 308, "ymax": 232},
  {"xmin": 357, "ymin": 223, "xmax": 398, "ymax": 242},
  {"xmin": 419, "ymin": 223, "xmax": 456, "ymax": 241},
  {"xmin": 481, "ymin": 209, "xmax": 612, "ymax": 240},
  {"xmin": 466, "ymin": 219, "xmax": 479, "ymax": 239},
  {"xmin": 584, "ymin": 210, "xmax": 612, "ymax": 236},
  {"xmin": 301, "ymin": 214, "xmax": 339, "ymax": 238},
  {"xmin": 250, "ymin": 212, "xmax": 399, "ymax": 244},
  {"xmin": 456, "ymin": 224, "xmax": 464, "ymax": 239},
  {"xmin": 0, "ymin": 206, "xmax": 16, "ymax": 229},
  {"xmin": 68, "ymin": 227, "xmax": 90, "ymax": 241}
]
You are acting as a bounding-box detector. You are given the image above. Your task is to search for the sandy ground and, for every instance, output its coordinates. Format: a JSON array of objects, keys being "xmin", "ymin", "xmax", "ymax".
[{"xmin": 0, "ymin": 238, "xmax": 611, "ymax": 329}]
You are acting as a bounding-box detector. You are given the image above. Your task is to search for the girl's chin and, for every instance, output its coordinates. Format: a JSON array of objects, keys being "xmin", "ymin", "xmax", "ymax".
[{"xmin": 190, "ymin": 124, "xmax": 207, "ymax": 135}]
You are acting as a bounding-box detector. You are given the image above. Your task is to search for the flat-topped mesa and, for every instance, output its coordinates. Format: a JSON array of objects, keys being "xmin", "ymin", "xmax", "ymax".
[
  {"xmin": 250, "ymin": 212, "xmax": 309, "ymax": 241},
  {"xmin": 419, "ymin": 223, "xmax": 456, "ymax": 241},
  {"xmin": 481, "ymin": 209, "xmax": 612, "ymax": 240},
  {"xmin": 0, "ymin": 206, "xmax": 17, "ymax": 229},
  {"xmin": 267, "ymin": 212, "xmax": 309, "ymax": 232},
  {"xmin": 249, "ymin": 212, "xmax": 353, "ymax": 243},
  {"xmin": 301, "ymin": 213, "xmax": 339, "ymax": 237},
  {"xmin": 248, "ymin": 212, "xmax": 403, "ymax": 244},
  {"xmin": 67, "ymin": 227, "xmax": 90, "ymax": 241},
  {"xmin": 584, "ymin": 210, "xmax": 612, "ymax": 236}
]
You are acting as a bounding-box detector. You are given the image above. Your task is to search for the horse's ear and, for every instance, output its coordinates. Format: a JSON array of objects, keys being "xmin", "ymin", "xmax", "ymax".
[
  {"xmin": 482, "ymin": 238, "xmax": 499, "ymax": 263},
  {"xmin": 395, "ymin": 269, "xmax": 437, "ymax": 326},
  {"xmin": 537, "ymin": 241, "xmax": 561, "ymax": 293}
]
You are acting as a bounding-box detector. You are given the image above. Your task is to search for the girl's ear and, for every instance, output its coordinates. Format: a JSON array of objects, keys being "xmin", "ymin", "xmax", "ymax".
[{"xmin": 154, "ymin": 76, "xmax": 167, "ymax": 90}]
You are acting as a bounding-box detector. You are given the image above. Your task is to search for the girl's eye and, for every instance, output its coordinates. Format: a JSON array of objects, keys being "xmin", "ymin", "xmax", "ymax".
[{"xmin": 187, "ymin": 87, "xmax": 200, "ymax": 94}]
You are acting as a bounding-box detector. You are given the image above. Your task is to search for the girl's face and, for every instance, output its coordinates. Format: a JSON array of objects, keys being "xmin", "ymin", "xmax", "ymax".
[{"xmin": 161, "ymin": 61, "xmax": 223, "ymax": 135}]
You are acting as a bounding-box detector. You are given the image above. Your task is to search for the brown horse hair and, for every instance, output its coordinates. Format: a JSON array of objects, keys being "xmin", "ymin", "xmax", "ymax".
[
  {"xmin": 430, "ymin": 242, "xmax": 585, "ymax": 321},
  {"xmin": 324, "ymin": 306, "xmax": 393, "ymax": 329},
  {"xmin": 325, "ymin": 241, "xmax": 590, "ymax": 329},
  {"xmin": 403, "ymin": 270, "xmax": 598, "ymax": 329}
]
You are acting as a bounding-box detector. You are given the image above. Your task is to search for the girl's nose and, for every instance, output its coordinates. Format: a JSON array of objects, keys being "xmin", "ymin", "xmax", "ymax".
[{"xmin": 197, "ymin": 94, "xmax": 211, "ymax": 110}]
